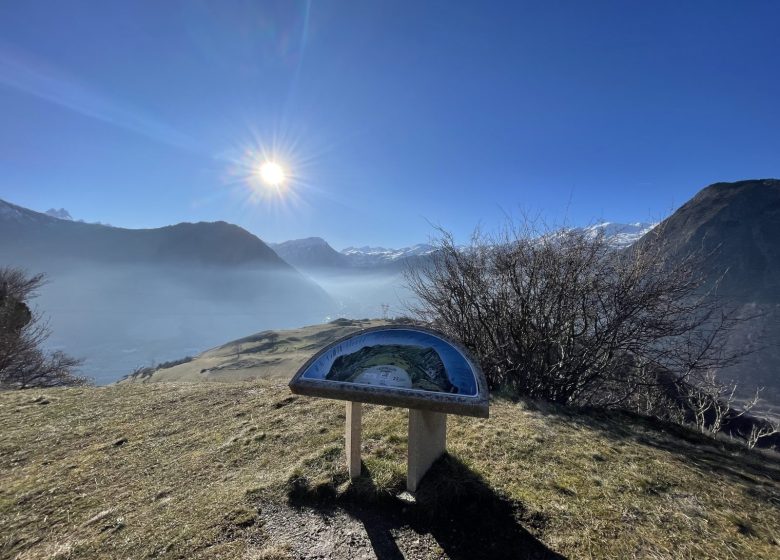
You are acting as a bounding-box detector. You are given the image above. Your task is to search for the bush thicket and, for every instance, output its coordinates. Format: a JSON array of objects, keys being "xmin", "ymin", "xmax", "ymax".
[{"xmin": 406, "ymin": 221, "xmax": 765, "ymax": 436}]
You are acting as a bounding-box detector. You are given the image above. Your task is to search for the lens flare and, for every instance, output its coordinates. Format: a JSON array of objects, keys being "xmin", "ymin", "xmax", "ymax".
[
  {"xmin": 219, "ymin": 124, "xmax": 334, "ymax": 215},
  {"xmin": 259, "ymin": 161, "xmax": 285, "ymax": 186}
]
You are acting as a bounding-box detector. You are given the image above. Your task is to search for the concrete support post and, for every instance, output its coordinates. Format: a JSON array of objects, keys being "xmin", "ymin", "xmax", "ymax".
[
  {"xmin": 407, "ymin": 409, "xmax": 447, "ymax": 492},
  {"xmin": 345, "ymin": 401, "xmax": 362, "ymax": 478}
]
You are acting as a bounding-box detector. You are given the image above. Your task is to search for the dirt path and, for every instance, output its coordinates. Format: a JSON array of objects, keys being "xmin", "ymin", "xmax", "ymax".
[{"xmin": 258, "ymin": 502, "xmax": 442, "ymax": 559}]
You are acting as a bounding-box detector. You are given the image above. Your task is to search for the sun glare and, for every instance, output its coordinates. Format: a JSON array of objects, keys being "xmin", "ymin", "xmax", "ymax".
[
  {"xmin": 259, "ymin": 161, "xmax": 285, "ymax": 186},
  {"xmin": 226, "ymin": 131, "xmax": 316, "ymax": 209}
]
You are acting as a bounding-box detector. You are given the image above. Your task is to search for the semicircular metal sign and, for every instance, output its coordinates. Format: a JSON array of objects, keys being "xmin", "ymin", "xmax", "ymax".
[{"xmin": 289, "ymin": 325, "xmax": 489, "ymax": 418}]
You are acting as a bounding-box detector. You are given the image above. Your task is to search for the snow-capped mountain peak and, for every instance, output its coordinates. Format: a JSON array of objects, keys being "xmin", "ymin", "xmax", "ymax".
[
  {"xmin": 45, "ymin": 208, "xmax": 73, "ymax": 221},
  {"xmin": 579, "ymin": 222, "xmax": 657, "ymax": 248},
  {"xmin": 0, "ymin": 199, "xmax": 56, "ymax": 225},
  {"xmin": 341, "ymin": 244, "xmax": 435, "ymax": 263}
]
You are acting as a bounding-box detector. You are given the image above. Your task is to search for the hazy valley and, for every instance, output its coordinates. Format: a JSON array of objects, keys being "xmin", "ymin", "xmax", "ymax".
[
  {"xmin": 0, "ymin": 198, "xmax": 660, "ymax": 385},
  {"xmin": 4, "ymin": 181, "xmax": 779, "ymax": 406},
  {"xmin": 0, "ymin": 200, "xmax": 334, "ymax": 383}
]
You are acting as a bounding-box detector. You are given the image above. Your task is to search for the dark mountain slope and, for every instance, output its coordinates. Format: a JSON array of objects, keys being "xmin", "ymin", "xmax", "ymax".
[
  {"xmin": 0, "ymin": 199, "xmax": 289, "ymax": 268},
  {"xmin": 638, "ymin": 179, "xmax": 780, "ymax": 404},
  {"xmin": 640, "ymin": 179, "xmax": 780, "ymax": 302}
]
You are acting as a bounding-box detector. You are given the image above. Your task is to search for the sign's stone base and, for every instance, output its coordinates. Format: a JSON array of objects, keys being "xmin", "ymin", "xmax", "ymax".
[
  {"xmin": 407, "ymin": 409, "xmax": 447, "ymax": 492},
  {"xmin": 346, "ymin": 401, "xmax": 362, "ymax": 478},
  {"xmin": 344, "ymin": 402, "xmax": 447, "ymax": 492}
]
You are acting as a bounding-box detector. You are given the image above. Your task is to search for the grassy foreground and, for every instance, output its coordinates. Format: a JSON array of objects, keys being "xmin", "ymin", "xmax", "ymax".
[{"xmin": 1, "ymin": 381, "xmax": 779, "ymax": 559}]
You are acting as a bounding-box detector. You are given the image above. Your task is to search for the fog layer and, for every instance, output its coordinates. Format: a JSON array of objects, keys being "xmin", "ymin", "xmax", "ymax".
[{"xmin": 32, "ymin": 261, "xmax": 335, "ymax": 384}]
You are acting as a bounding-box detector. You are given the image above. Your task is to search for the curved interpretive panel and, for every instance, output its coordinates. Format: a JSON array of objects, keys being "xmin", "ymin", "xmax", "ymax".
[{"xmin": 289, "ymin": 325, "xmax": 489, "ymax": 418}]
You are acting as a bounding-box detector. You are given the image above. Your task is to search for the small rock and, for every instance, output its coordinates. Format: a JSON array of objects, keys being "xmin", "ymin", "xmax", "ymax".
[
  {"xmin": 113, "ymin": 438, "xmax": 128, "ymax": 447},
  {"xmin": 225, "ymin": 507, "xmax": 257, "ymax": 528}
]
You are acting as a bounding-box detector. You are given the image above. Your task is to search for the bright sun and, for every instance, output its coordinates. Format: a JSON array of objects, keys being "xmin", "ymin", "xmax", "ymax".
[{"xmin": 259, "ymin": 161, "xmax": 286, "ymax": 186}]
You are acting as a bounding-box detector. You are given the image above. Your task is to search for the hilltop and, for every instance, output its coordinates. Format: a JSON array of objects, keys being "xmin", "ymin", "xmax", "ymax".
[{"xmin": 1, "ymin": 380, "xmax": 779, "ymax": 559}]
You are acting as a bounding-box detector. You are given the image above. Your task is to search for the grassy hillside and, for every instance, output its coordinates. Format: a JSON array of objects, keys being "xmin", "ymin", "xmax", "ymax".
[
  {"xmin": 2, "ymin": 381, "xmax": 779, "ymax": 559},
  {"xmin": 121, "ymin": 319, "xmax": 391, "ymax": 384}
]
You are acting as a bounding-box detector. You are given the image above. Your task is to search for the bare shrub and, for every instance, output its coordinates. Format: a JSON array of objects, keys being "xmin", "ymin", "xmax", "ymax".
[
  {"xmin": 744, "ymin": 420, "xmax": 780, "ymax": 449},
  {"xmin": 0, "ymin": 267, "xmax": 87, "ymax": 389},
  {"xmin": 406, "ymin": 220, "xmax": 752, "ymax": 422},
  {"xmin": 675, "ymin": 372, "xmax": 763, "ymax": 435}
]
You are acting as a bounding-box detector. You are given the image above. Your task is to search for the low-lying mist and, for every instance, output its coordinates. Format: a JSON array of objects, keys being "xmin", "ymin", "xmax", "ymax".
[
  {"xmin": 306, "ymin": 269, "xmax": 416, "ymax": 320},
  {"xmin": 32, "ymin": 262, "xmax": 338, "ymax": 384}
]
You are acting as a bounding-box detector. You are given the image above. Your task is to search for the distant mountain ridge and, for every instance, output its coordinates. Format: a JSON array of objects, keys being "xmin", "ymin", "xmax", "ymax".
[
  {"xmin": 269, "ymin": 237, "xmax": 436, "ymax": 273},
  {"xmin": 342, "ymin": 244, "xmax": 437, "ymax": 265},
  {"xmin": 0, "ymin": 199, "xmax": 289, "ymax": 268},
  {"xmin": 271, "ymin": 222, "xmax": 653, "ymax": 273}
]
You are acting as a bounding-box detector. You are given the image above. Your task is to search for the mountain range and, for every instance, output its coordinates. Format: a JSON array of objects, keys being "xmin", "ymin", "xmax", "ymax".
[
  {"xmin": 269, "ymin": 238, "xmax": 437, "ymax": 272},
  {"xmin": 3, "ymin": 179, "xmax": 778, "ymax": 399},
  {"xmin": 270, "ymin": 222, "xmax": 654, "ymax": 273}
]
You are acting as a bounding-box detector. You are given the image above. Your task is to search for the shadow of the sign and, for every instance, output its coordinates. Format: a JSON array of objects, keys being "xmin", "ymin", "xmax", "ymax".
[{"xmin": 287, "ymin": 453, "xmax": 566, "ymax": 560}]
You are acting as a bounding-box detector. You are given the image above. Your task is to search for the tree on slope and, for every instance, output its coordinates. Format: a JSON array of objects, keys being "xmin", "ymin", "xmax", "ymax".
[{"xmin": 0, "ymin": 267, "xmax": 86, "ymax": 389}]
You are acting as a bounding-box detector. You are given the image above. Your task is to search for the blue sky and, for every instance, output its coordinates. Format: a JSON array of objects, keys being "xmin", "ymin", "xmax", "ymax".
[{"xmin": 1, "ymin": 1, "xmax": 778, "ymax": 249}]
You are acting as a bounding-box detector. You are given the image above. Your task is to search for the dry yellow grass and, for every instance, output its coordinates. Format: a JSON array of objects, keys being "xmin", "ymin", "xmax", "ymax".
[{"xmin": 1, "ymin": 380, "xmax": 779, "ymax": 559}]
